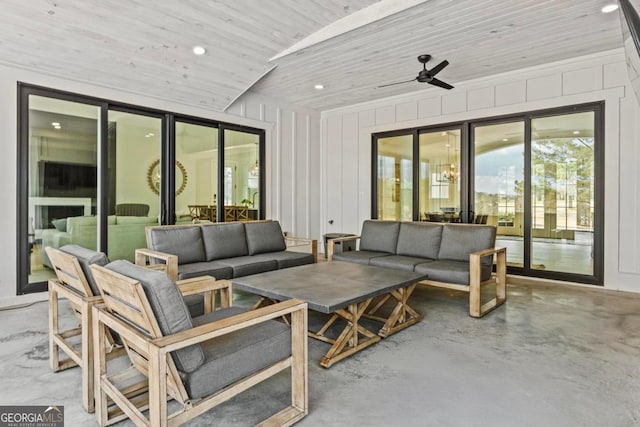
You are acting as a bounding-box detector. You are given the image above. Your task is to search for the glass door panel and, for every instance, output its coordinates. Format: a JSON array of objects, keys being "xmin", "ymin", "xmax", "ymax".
[
  {"xmin": 531, "ymin": 112, "xmax": 595, "ymax": 275},
  {"xmin": 107, "ymin": 111, "xmax": 161, "ymax": 260},
  {"xmin": 473, "ymin": 121, "xmax": 525, "ymax": 267},
  {"xmin": 176, "ymin": 122, "xmax": 219, "ymax": 222},
  {"xmin": 223, "ymin": 129, "xmax": 260, "ymax": 221},
  {"xmin": 377, "ymin": 134, "xmax": 413, "ymax": 221},
  {"xmin": 29, "ymin": 96, "xmax": 100, "ymax": 286},
  {"xmin": 418, "ymin": 130, "xmax": 461, "ymax": 222}
]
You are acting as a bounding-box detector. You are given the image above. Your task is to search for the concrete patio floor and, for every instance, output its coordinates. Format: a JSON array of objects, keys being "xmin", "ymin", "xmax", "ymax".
[{"xmin": 1, "ymin": 279, "xmax": 639, "ymax": 426}]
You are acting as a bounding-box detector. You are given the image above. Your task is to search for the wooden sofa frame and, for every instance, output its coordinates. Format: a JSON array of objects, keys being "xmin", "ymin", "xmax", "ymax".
[
  {"xmin": 327, "ymin": 236, "xmax": 507, "ymax": 318},
  {"xmin": 90, "ymin": 265, "xmax": 308, "ymax": 426}
]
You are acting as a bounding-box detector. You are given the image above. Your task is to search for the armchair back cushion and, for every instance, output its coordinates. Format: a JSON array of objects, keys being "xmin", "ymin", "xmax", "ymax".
[
  {"xmin": 396, "ymin": 222, "xmax": 443, "ymax": 259},
  {"xmin": 146, "ymin": 225, "xmax": 205, "ymax": 264},
  {"xmin": 105, "ymin": 260, "xmax": 205, "ymax": 373},
  {"xmin": 201, "ymin": 223, "xmax": 248, "ymax": 261},
  {"xmin": 244, "ymin": 221, "xmax": 286, "ymax": 255},
  {"xmin": 59, "ymin": 244, "xmax": 109, "ymax": 296},
  {"xmin": 359, "ymin": 220, "xmax": 400, "ymax": 254},
  {"xmin": 437, "ymin": 224, "xmax": 496, "ymax": 265}
]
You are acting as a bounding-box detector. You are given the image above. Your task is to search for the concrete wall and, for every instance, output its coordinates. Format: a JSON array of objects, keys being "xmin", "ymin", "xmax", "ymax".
[
  {"xmin": 0, "ymin": 64, "xmax": 320, "ymax": 305},
  {"xmin": 319, "ymin": 49, "xmax": 640, "ymax": 292}
]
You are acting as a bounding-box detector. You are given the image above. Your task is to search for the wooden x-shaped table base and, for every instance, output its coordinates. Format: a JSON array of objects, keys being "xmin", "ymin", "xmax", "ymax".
[{"xmin": 249, "ymin": 284, "xmax": 421, "ymax": 368}]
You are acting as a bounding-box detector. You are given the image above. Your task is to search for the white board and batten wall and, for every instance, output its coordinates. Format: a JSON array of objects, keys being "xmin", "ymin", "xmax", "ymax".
[{"xmin": 319, "ymin": 49, "xmax": 640, "ymax": 292}]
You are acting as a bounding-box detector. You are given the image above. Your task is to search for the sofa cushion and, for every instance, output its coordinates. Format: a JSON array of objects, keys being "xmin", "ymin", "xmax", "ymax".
[
  {"xmin": 359, "ymin": 220, "xmax": 400, "ymax": 254},
  {"xmin": 332, "ymin": 251, "xmax": 390, "ymax": 265},
  {"xmin": 396, "ymin": 222, "xmax": 443, "ymax": 259},
  {"xmin": 59, "ymin": 244, "xmax": 109, "ymax": 296},
  {"xmin": 437, "ymin": 224, "xmax": 496, "ymax": 265},
  {"xmin": 201, "ymin": 223, "xmax": 248, "ymax": 261},
  {"xmin": 244, "ymin": 221, "xmax": 286, "ymax": 255},
  {"xmin": 414, "ymin": 259, "xmax": 492, "ymax": 285},
  {"xmin": 146, "ymin": 225, "xmax": 206, "ymax": 264},
  {"xmin": 217, "ymin": 255, "xmax": 278, "ymax": 278},
  {"xmin": 177, "ymin": 261, "xmax": 234, "ymax": 281},
  {"xmin": 370, "ymin": 255, "xmax": 433, "ymax": 271},
  {"xmin": 182, "ymin": 307, "xmax": 291, "ymax": 399},
  {"xmin": 267, "ymin": 251, "xmax": 315, "ymax": 269},
  {"xmin": 105, "ymin": 260, "xmax": 204, "ymax": 373}
]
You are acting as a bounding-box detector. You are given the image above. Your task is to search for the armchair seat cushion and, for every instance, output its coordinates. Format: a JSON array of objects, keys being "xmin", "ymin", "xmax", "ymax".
[
  {"xmin": 414, "ymin": 259, "xmax": 492, "ymax": 285},
  {"xmin": 369, "ymin": 255, "xmax": 432, "ymax": 271},
  {"xmin": 218, "ymin": 255, "xmax": 278, "ymax": 277},
  {"xmin": 177, "ymin": 261, "xmax": 233, "ymax": 281},
  {"xmin": 332, "ymin": 251, "xmax": 389, "ymax": 265},
  {"xmin": 182, "ymin": 307, "xmax": 292, "ymax": 399}
]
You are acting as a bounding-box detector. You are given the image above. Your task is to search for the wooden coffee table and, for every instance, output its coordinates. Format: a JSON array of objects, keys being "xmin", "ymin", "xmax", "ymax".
[{"xmin": 232, "ymin": 262, "xmax": 426, "ymax": 368}]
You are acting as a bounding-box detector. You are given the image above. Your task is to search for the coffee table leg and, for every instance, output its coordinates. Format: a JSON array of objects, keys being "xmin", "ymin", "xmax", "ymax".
[
  {"xmin": 317, "ymin": 299, "xmax": 381, "ymax": 368},
  {"xmin": 374, "ymin": 284, "xmax": 422, "ymax": 338}
]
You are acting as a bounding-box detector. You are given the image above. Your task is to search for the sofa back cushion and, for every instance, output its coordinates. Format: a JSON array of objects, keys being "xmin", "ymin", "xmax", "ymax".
[
  {"xmin": 437, "ymin": 224, "xmax": 496, "ymax": 265},
  {"xmin": 359, "ymin": 220, "xmax": 400, "ymax": 254},
  {"xmin": 59, "ymin": 244, "xmax": 109, "ymax": 296},
  {"xmin": 105, "ymin": 260, "xmax": 205, "ymax": 373},
  {"xmin": 201, "ymin": 223, "xmax": 248, "ymax": 261},
  {"xmin": 396, "ymin": 222, "xmax": 443, "ymax": 259},
  {"xmin": 244, "ymin": 221, "xmax": 286, "ymax": 255},
  {"xmin": 146, "ymin": 225, "xmax": 205, "ymax": 264}
]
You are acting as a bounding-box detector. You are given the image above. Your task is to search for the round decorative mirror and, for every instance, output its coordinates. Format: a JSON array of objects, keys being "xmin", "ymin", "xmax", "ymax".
[{"xmin": 147, "ymin": 159, "xmax": 188, "ymax": 195}]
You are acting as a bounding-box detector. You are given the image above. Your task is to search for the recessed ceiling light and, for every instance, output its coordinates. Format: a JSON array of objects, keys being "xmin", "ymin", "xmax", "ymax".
[
  {"xmin": 145, "ymin": 133, "xmax": 155, "ymax": 138},
  {"xmin": 502, "ymin": 138, "xmax": 509, "ymax": 142},
  {"xmin": 314, "ymin": 84, "xmax": 324, "ymax": 90},
  {"xmin": 601, "ymin": 4, "xmax": 618, "ymax": 13},
  {"xmin": 192, "ymin": 46, "xmax": 206, "ymax": 55},
  {"xmin": 573, "ymin": 130, "xmax": 580, "ymax": 135},
  {"xmin": 51, "ymin": 122, "xmax": 60, "ymax": 126}
]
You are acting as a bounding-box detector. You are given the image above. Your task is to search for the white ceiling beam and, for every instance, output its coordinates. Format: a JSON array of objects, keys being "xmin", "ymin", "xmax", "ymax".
[{"xmin": 268, "ymin": 0, "xmax": 431, "ymax": 62}]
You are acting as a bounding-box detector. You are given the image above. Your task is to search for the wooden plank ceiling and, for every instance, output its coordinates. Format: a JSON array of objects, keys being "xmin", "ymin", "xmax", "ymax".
[{"xmin": 0, "ymin": 0, "xmax": 627, "ymax": 112}]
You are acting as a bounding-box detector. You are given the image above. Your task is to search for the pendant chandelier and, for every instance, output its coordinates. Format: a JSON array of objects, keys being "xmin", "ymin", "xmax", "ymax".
[{"xmin": 436, "ymin": 133, "xmax": 458, "ymax": 183}]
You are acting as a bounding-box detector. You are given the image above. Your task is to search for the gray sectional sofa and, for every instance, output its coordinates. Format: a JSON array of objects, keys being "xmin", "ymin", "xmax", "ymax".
[
  {"xmin": 327, "ymin": 220, "xmax": 507, "ymax": 317},
  {"xmin": 136, "ymin": 220, "xmax": 317, "ymax": 281}
]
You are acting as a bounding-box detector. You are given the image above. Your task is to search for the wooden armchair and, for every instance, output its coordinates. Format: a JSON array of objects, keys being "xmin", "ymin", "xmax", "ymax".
[
  {"xmin": 90, "ymin": 261, "xmax": 308, "ymax": 426},
  {"xmin": 45, "ymin": 246, "xmax": 124, "ymax": 413},
  {"xmin": 47, "ymin": 245, "xmax": 215, "ymax": 414}
]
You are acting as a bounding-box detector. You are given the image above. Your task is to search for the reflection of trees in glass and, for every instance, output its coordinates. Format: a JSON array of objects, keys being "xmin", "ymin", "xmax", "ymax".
[{"xmin": 532, "ymin": 137, "xmax": 594, "ymax": 229}]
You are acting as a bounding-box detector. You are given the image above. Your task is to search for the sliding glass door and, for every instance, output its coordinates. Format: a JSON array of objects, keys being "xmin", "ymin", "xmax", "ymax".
[
  {"xmin": 23, "ymin": 95, "xmax": 100, "ymax": 292},
  {"xmin": 419, "ymin": 129, "xmax": 462, "ymax": 222},
  {"xmin": 374, "ymin": 133, "xmax": 414, "ymax": 221},
  {"xmin": 372, "ymin": 102, "xmax": 603, "ymax": 285},
  {"xmin": 472, "ymin": 121, "xmax": 525, "ymax": 268},
  {"xmin": 530, "ymin": 111, "xmax": 596, "ymax": 276},
  {"xmin": 18, "ymin": 85, "xmax": 266, "ymax": 295}
]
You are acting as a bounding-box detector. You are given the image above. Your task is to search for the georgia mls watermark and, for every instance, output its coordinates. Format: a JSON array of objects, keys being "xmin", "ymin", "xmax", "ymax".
[{"xmin": 0, "ymin": 406, "xmax": 64, "ymax": 427}]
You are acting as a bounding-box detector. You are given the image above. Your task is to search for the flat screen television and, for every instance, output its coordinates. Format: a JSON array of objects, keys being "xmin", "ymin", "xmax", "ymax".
[
  {"xmin": 39, "ymin": 161, "xmax": 97, "ymax": 198},
  {"xmin": 619, "ymin": 0, "xmax": 640, "ymax": 106}
]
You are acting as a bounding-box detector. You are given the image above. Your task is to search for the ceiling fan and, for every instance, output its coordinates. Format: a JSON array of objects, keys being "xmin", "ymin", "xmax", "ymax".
[{"xmin": 377, "ymin": 54, "xmax": 454, "ymax": 90}]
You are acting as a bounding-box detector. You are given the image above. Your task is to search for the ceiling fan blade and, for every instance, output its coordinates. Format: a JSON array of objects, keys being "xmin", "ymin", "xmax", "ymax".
[
  {"xmin": 428, "ymin": 78, "xmax": 454, "ymax": 90},
  {"xmin": 428, "ymin": 60, "xmax": 449, "ymax": 77},
  {"xmin": 376, "ymin": 78, "xmax": 416, "ymax": 88}
]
